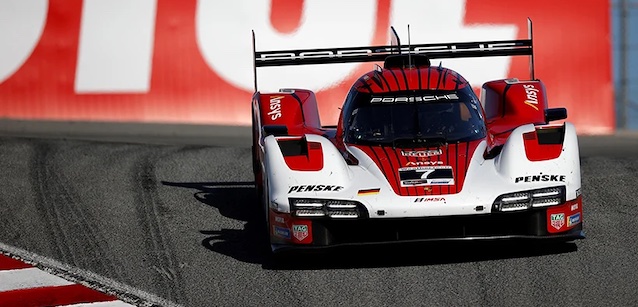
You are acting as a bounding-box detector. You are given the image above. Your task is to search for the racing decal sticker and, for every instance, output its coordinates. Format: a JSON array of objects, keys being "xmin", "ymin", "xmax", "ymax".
[
  {"xmin": 571, "ymin": 203, "xmax": 579, "ymax": 211},
  {"xmin": 370, "ymin": 94, "xmax": 459, "ymax": 104},
  {"xmin": 292, "ymin": 224, "xmax": 309, "ymax": 241},
  {"xmin": 274, "ymin": 216, "xmax": 286, "ymax": 224},
  {"xmin": 273, "ymin": 226, "xmax": 291, "ymax": 239},
  {"xmin": 567, "ymin": 213, "xmax": 581, "ymax": 227},
  {"xmin": 405, "ymin": 161, "xmax": 443, "ymax": 166},
  {"xmin": 398, "ymin": 166, "xmax": 454, "ymax": 187},
  {"xmin": 523, "ymin": 84, "xmax": 540, "ymax": 111},
  {"xmin": 550, "ymin": 213, "xmax": 565, "ymax": 230},
  {"xmin": 515, "ymin": 174, "xmax": 566, "ymax": 183},
  {"xmin": 288, "ymin": 185, "xmax": 344, "ymax": 193},
  {"xmin": 268, "ymin": 95, "xmax": 283, "ymax": 120},
  {"xmin": 352, "ymin": 140, "xmax": 479, "ymax": 196},
  {"xmin": 414, "ymin": 197, "xmax": 446, "ymax": 203},
  {"xmin": 401, "ymin": 149, "xmax": 443, "ymax": 157},
  {"xmin": 357, "ymin": 188, "xmax": 380, "ymax": 196}
]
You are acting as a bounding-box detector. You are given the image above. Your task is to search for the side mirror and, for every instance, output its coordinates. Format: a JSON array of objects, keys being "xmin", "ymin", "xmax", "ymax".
[
  {"xmin": 545, "ymin": 108, "xmax": 567, "ymax": 123},
  {"xmin": 263, "ymin": 125, "xmax": 288, "ymax": 136}
]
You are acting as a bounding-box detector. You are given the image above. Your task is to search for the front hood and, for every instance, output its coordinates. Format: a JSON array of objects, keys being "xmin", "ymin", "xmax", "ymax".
[{"xmin": 351, "ymin": 141, "xmax": 482, "ymax": 196}]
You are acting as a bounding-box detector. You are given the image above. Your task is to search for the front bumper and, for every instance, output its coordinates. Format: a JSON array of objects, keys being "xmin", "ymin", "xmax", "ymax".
[{"xmin": 269, "ymin": 197, "xmax": 584, "ymax": 252}]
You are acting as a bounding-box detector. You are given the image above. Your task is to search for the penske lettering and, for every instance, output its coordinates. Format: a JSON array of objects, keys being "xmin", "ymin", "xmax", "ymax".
[
  {"xmin": 288, "ymin": 185, "xmax": 344, "ymax": 193},
  {"xmin": 523, "ymin": 84, "xmax": 540, "ymax": 111},
  {"xmin": 515, "ymin": 174, "xmax": 566, "ymax": 183},
  {"xmin": 370, "ymin": 94, "xmax": 459, "ymax": 104},
  {"xmin": 268, "ymin": 95, "xmax": 283, "ymax": 120}
]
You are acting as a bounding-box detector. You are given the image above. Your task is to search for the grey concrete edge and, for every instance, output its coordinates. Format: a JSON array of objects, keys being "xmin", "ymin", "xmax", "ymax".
[
  {"xmin": 0, "ymin": 242, "xmax": 183, "ymax": 307},
  {"xmin": 0, "ymin": 119, "xmax": 253, "ymax": 147}
]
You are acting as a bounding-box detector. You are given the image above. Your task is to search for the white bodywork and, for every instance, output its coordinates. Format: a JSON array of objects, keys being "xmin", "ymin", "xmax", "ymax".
[{"xmin": 263, "ymin": 122, "xmax": 581, "ymax": 217}]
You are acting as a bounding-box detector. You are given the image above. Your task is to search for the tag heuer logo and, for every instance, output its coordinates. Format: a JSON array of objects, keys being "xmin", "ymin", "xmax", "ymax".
[
  {"xmin": 550, "ymin": 213, "xmax": 565, "ymax": 230},
  {"xmin": 292, "ymin": 224, "xmax": 308, "ymax": 241}
]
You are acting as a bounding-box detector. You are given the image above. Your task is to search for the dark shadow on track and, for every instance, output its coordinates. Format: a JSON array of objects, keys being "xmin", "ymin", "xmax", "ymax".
[
  {"xmin": 161, "ymin": 181, "xmax": 270, "ymax": 264},
  {"xmin": 162, "ymin": 181, "xmax": 579, "ymax": 270}
]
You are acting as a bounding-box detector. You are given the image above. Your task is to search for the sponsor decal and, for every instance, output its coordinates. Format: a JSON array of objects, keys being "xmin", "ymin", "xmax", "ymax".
[
  {"xmin": 401, "ymin": 149, "xmax": 443, "ymax": 157},
  {"xmin": 274, "ymin": 216, "xmax": 285, "ymax": 224},
  {"xmin": 571, "ymin": 203, "xmax": 579, "ymax": 211},
  {"xmin": 523, "ymin": 84, "xmax": 540, "ymax": 111},
  {"xmin": 398, "ymin": 166, "xmax": 454, "ymax": 187},
  {"xmin": 514, "ymin": 174, "xmax": 566, "ymax": 183},
  {"xmin": 357, "ymin": 188, "xmax": 380, "ymax": 196},
  {"xmin": 288, "ymin": 185, "xmax": 344, "ymax": 193},
  {"xmin": 258, "ymin": 43, "xmax": 524, "ymax": 63},
  {"xmin": 405, "ymin": 161, "xmax": 443, "ymax": 166},
  {"xmin": 568, "ymin": 212, "xmax": 581, "ymax": 227},
  {"xmin": 273, "ymin": 226, "xmax": 291, "ymax": 239},
  {"xmin": 550, "ymin": 213, "xmax": 565, "ymax": 230},
  {"xmin": 414, "ymin": 197, "xmax": 446, "ymax": 203},
  {"xmin": 370, "ymin": 94, "xmax": 459, "ymax": 104},
  {"xmin": 292, "ymin": 224, "xmax": 309, "ymax": 241},
  {"xmin": 576, "ymin": 188, "xmax": 582, "ymax": 197},
  {"xmin": 268, "ymin": 95, "xmax": 283, "ymax": 120}
]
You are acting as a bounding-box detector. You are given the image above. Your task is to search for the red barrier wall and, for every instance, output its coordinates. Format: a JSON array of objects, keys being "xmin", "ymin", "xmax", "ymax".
[{"xmin": 0, "ymin": 0, "xmax": 613, "ymax": 134}]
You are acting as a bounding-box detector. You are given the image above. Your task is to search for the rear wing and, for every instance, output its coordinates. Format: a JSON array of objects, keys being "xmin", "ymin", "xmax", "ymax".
[{"xmin": 252, "ymin": 18, "xmax": 535, "ymax": 91}]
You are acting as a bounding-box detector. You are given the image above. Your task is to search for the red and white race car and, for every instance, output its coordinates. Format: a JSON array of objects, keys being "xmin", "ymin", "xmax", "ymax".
[{"xmin": 251, "ymin": 22, "xmax": 583, "ymax": 252}]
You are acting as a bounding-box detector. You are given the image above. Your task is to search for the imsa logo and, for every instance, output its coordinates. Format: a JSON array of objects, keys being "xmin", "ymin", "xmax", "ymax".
[{"xmin": 414, "ymin": 197, "xmax": 446, "ymax": 203}]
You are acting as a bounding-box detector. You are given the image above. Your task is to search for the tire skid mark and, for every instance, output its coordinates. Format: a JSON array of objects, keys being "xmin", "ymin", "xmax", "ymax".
[
  {"xmin": 29, "ymin": 142, "xmax": 123, "ymax": 279},
  {"xmin": 0, "ymin": 198, "xmax": 24, "ymax": 243},
  {"xmin": 133, "ymin": 152, "xmax": 186, "ymax": 303}
]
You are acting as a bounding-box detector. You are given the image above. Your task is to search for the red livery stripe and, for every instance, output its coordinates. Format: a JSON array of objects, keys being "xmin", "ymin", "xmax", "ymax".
[
  {"xmin": 0, "ymin": 254, "xmax": 133, "ymax": 307},
  {"xmin": 0, "ymin": 255, "xmax": 32, "ymax": 270},
  {"xmin": 0, "ymin": 284, "xmax": 116, "ymax": 307},
  {"xmin": 353, "ymin": 140, "xmax": 481, "ymax": 196}
]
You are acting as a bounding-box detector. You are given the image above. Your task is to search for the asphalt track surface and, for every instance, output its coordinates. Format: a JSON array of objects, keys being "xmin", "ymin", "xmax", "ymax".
[{"xmin": 1, "ymin": 131, "xmax": 638, "ymax": 307}]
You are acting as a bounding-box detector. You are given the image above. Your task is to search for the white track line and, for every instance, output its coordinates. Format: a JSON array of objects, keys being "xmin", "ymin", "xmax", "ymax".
[
  {"xmin": 0, "ymin": 267, "xmax": 74, "ymax": 291},
  {"xmin": 0, "ymin": 242, "xmax": 183, "ymax": 307},
  {"xmin": 58, "ymin": 300, "xmax": 136, "ymax": 307}
]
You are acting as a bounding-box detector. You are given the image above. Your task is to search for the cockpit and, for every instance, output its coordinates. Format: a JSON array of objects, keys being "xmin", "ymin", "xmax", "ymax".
[{"xmin": 343, "ymin": 88, "xmax": 486, "ymax": 146}]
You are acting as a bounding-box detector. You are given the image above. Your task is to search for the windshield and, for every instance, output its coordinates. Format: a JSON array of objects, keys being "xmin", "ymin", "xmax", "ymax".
[{"xmin": 344, "ymin": 90, "xmax": 486, "ymax": 145}]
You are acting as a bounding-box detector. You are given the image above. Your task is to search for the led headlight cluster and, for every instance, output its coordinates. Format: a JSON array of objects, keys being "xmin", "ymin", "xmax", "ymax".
[
  {"xmin": 290, "ymin": 198, "xmax": 368, "ymax": 219},
  {"xmin": 492, "ymin": 186, "xmax": 566, "ymax": 212}
]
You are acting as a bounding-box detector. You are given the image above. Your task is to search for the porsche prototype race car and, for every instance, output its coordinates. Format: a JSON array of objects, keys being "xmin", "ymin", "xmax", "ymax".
[{"xmin": 251, "ymin": 22, "xmax": 584, "ymax": 252}]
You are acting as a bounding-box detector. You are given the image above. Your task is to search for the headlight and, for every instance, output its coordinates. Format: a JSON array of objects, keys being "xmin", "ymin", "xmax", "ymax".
[
  {"xmin": 493, "ymin": 186, "xmax": 566, "ymax": 212},
  {"xmin": 289, "ymin": 198, "xmax": 368, "ymax": 219}
]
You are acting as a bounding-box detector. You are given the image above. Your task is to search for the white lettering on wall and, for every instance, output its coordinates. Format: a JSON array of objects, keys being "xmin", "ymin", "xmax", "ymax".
[
  {"xmin": 195, "ymin": 0, "xmax": 377, "ymax": 92},
  {"xmin": 0, "ymin": 0, "xmax": 48, "ymax": 84},
  {"xmin": 389, "ymin": 0, "xmax": 517, "ymax": 88},
  {"xmin": 75, "ymin": 0, "xmax": 157, "ymax": 93}
]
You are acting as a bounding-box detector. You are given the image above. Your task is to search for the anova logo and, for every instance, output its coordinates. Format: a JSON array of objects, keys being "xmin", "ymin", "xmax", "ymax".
[
  {"xmin": 268, "ymin": 95, "xmax": 283, "ymax": 120},
  {"xmin": 0, "ymin": 0, "xmax": 516, "ymax": 93},
  {"xmin": 405, "ymin": 161, "xmax": 443, "ymax": 166},
  {"xmin": 523, "ymin": 84, "xmax": 540, "ymax": 111}
]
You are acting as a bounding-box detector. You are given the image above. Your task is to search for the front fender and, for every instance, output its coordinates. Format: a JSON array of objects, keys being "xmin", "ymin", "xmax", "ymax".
[
  {"xmin": 263, "ymin": 134, "xmax": 353, "ymax": 212},
  {"xmin": 494, "ymin": 122, "xmax": 581, "ymax": 200}
]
